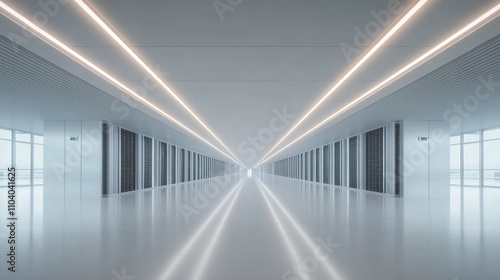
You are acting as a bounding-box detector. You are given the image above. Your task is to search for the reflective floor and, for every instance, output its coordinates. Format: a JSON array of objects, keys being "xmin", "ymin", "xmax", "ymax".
[{"xmin": 1, "ymin": 174, "xmax": 500, "ymax": 279}]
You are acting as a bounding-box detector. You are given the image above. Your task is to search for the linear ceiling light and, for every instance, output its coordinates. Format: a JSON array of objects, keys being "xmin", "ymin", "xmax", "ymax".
[
  {"xmin": 254, "ymin": 0, "xmax": 429, "ymax": 167},
  {"xmin": 256, "ymin": 3, "xmax": 500, "ymax": 167},
  {"xmin": 0, "ymin": 1, "xmax": 243, "ymax": 167},
  {"xmin": 74, "ymin": 0, "xmax": 244, "ymax": 167}
]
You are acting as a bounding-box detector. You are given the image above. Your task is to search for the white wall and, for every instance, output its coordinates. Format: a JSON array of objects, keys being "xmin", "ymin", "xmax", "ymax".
[
  {"xmin": 81, "ymin": 121, "xmax": 104, "ymax": 199},
  {"xmin": 401, "ymin": 121, "xmax": 450, "ymax": 198},
  {"xmin": 43, "ymin": 121, "xmax": 65, "ymax": 199},
  {"xmin": 64, "ymin": 121, "xmax": 82, "ymax": 199},
  {"xmin": 428, "ymin": 121, "xmax": 451, "ymax": 198},
  {"xmin": 44, "ymin": 121, "xmax": 103, "ymax": 200}
]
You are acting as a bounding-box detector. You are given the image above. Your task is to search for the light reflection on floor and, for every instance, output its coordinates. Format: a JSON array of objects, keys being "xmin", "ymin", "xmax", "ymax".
[{"xmin": 0, "ymin": 174, "xmax": 499, "ymax": 279}]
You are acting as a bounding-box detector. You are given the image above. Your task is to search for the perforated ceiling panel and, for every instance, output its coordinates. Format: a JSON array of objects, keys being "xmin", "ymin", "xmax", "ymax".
[
  {"xmin": 0, "ymin": 35, "xmax": 230, "ymax": 162},
  {"xmin": 271, "ymin": 34, "xmax": 500, "ymax": 162}
]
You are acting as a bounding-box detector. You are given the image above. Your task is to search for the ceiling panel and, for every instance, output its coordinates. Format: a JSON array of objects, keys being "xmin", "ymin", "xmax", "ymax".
[
  {"xmin": 0, "ymin": 0, "xmax": 498, "ymax": 167},
  {"xmin": 272, "ymin": 33, "xmax": 500, "ymax": 162}
]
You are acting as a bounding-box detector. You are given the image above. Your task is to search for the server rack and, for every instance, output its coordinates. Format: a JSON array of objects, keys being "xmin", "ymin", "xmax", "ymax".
[
  {"xmin": 192, "ymin": 152, "xmax": 197, "ymax": 181},
  {"xmin": 170, "ymin": 145, "xmax": 176, "ymax": 184},
  {"xmin": 365, "ymin": 127, "xmax": 384, "ymax": 193},
  {"xmin": 300, "ymin": 153, "xmax": 304, "ymax": 180},
  {"xmin": 143, "ymin": 136, "xmax": 153, "ymax": 189},
  {"xmin": 334, "ymin": 141, "xmax": 342, "ymax": 186},
  {"xmin": 197, "ymin": 154, "xmax": 201, "ymax": 179},
  {"xmin": 102, "ymin": 123, "xmax": 109, "ymax": 195},
  {"xmin": 179, "ymin": 148, "xmax": 184, "ymax": 183},
  {"xmin": 120, "ymin": 128, "xmax": 137, "ymax": 193},
  {"xmin": 160, "ymin": 142, "xmax": 168, "ymax": 186},
  {"xmin": 395, "ymin": 123, "xmax": 401, "ymax": 195},
  {"xmin": 189, "ymin": 151, "xmax": 193, "ymax": 180},
  {"xmin": 315, "ymin": 148, "xmax": 320, "ymax": 182},
  {"xmin": 309, "ymin": 150, "xmax": 314, "ymax": 181},
  {"xmin": 304, "ymin": 151, "xmax": 309, "ymax": 181},
  {"xmin": 323, "ymin": 144, "xmax": 331, "ymax": 184},
  {"xmin": 348, "ymin": 136, "xmax": 358, "ymax": 189}
]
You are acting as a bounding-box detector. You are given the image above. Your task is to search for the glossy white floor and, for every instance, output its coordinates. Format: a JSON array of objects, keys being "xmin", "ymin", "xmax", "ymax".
[{"xmin": 1, "ymin": 174, "xmax": 500, "ymax": 280}]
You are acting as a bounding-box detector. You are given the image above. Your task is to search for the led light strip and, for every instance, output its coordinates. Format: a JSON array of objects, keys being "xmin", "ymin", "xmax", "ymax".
[
  {"xmin": 159, "ymin": 180, "xmax": 244, "ymax": 279},
  {"xmin": 190, "ymin": 181, "xmax": 242, "ymax": 280},
  {"xmin": 257, "ymin": 178, "xmax": 344, "ymax": 280},
  {"xmin": 256, "ymin": 181, "xmax": 305, "ymax": 278},
  {"xmin": 256, "ymin": 3, "xmax": 500, "ymax": 167},
  {"xmin": 255, "ymin": 0, "xmax": 429, "ymax": 167},
  {"xmin": 74, "ymin": 0, "xmax": 245, "ymax": 167},
  {"xmin": 0, "ymin": 1, "xmax": 242, "ymax": 167}
]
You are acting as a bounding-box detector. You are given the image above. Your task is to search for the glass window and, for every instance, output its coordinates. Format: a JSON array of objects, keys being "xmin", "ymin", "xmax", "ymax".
[
  {"xmin": 484, "ymin": 127, "xmax": 500, "ymax": 141},
  {"xmin": 450, "ymin": 135, "xmax": 461, "ymax": 145},
  {"xmin": 33, "ymin": 144, "xmax": 43, "ymax": 185},
  {"xmin": 484, "ymin": 139, "xmax": 500, "ymax": 187},
  {"xmin": 16, "ymin": 142, "xmax": 32, "ymax": 185},
  {"xmin": 34, "ymin": 135, "xmax": 44, "ymax": 144},
  {"xmin": 0, "ymin": 129, "xmax": 43, "ymax": 186},
  {"xmin": 0, "ymin": 139, "xmax": 12, "ymax": 186},
  {"xmin": 463, "ymin": 142, "xmax": 480, "ymax": 186},
  {"xmin": 450, "ymin": 145, "xmax": 461, "ymax": 185},
  {"xmin": 15, "ymin": 131, "xmax": 31, "ymax": 143},
  {"xmin": 0, "ymin": 128, "xmax": 12, "ymax": 140},
  {"xmin": 463, "ymin": 131, "xmax": 480, "ymax": 143}
]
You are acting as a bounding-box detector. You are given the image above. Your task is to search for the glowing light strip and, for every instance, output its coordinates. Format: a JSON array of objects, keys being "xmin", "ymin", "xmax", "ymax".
[
  {"xmin": 255, "ymin": 0, "xmax": 428, "ymax": 167},
  {"xmin": 257, "ymin": 3, "xmax": 500, "ymax": 167},
  {"xmin": 158, "ymin": 180, "xmax": 244, "ymax": 279},
  {"xmin": 0, "ymin": 1, "xmax": 242, "ymax": 166},
  {"xmin": 191, "ymin": 183, "xmax": 243, "ymax": 280},
  {"xmin": 257, "ymin": 182, "xmax": 304, "ymax": 276},
  {"xmin": 74, "ymin": 0, "xmax": 245, "ymax": 167},
  {"xmin": 257, "ymin": 179, "xmax": 343, "ymax": 280}
]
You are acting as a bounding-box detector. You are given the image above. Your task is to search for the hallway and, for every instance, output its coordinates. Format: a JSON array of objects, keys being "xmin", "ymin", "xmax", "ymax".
[
  {"xmin": 1, "ymin": 174, "xmax": 500, "ymax": 280},
  {"xmin": 1, "ymin": 1, "xmax": 500, "ymax": 279}
]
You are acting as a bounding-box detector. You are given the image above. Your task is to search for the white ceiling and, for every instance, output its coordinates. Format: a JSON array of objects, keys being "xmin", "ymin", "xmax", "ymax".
[{"xmin": 0, "ymin": 0, "xmax": 499, "ymax": 167}]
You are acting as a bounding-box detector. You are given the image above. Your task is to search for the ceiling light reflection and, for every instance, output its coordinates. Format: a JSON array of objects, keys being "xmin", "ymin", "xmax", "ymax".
[
  {"xmin": 257, "ymin": 178, "xmax": 344, "ymax": 280},
  {"xmin": 191, "ymin": 183, "xmax": 243, "ymax": 280},
  {"xmin": 158, "ymin": 180, "xmax": 244, "ymax": 279}
]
